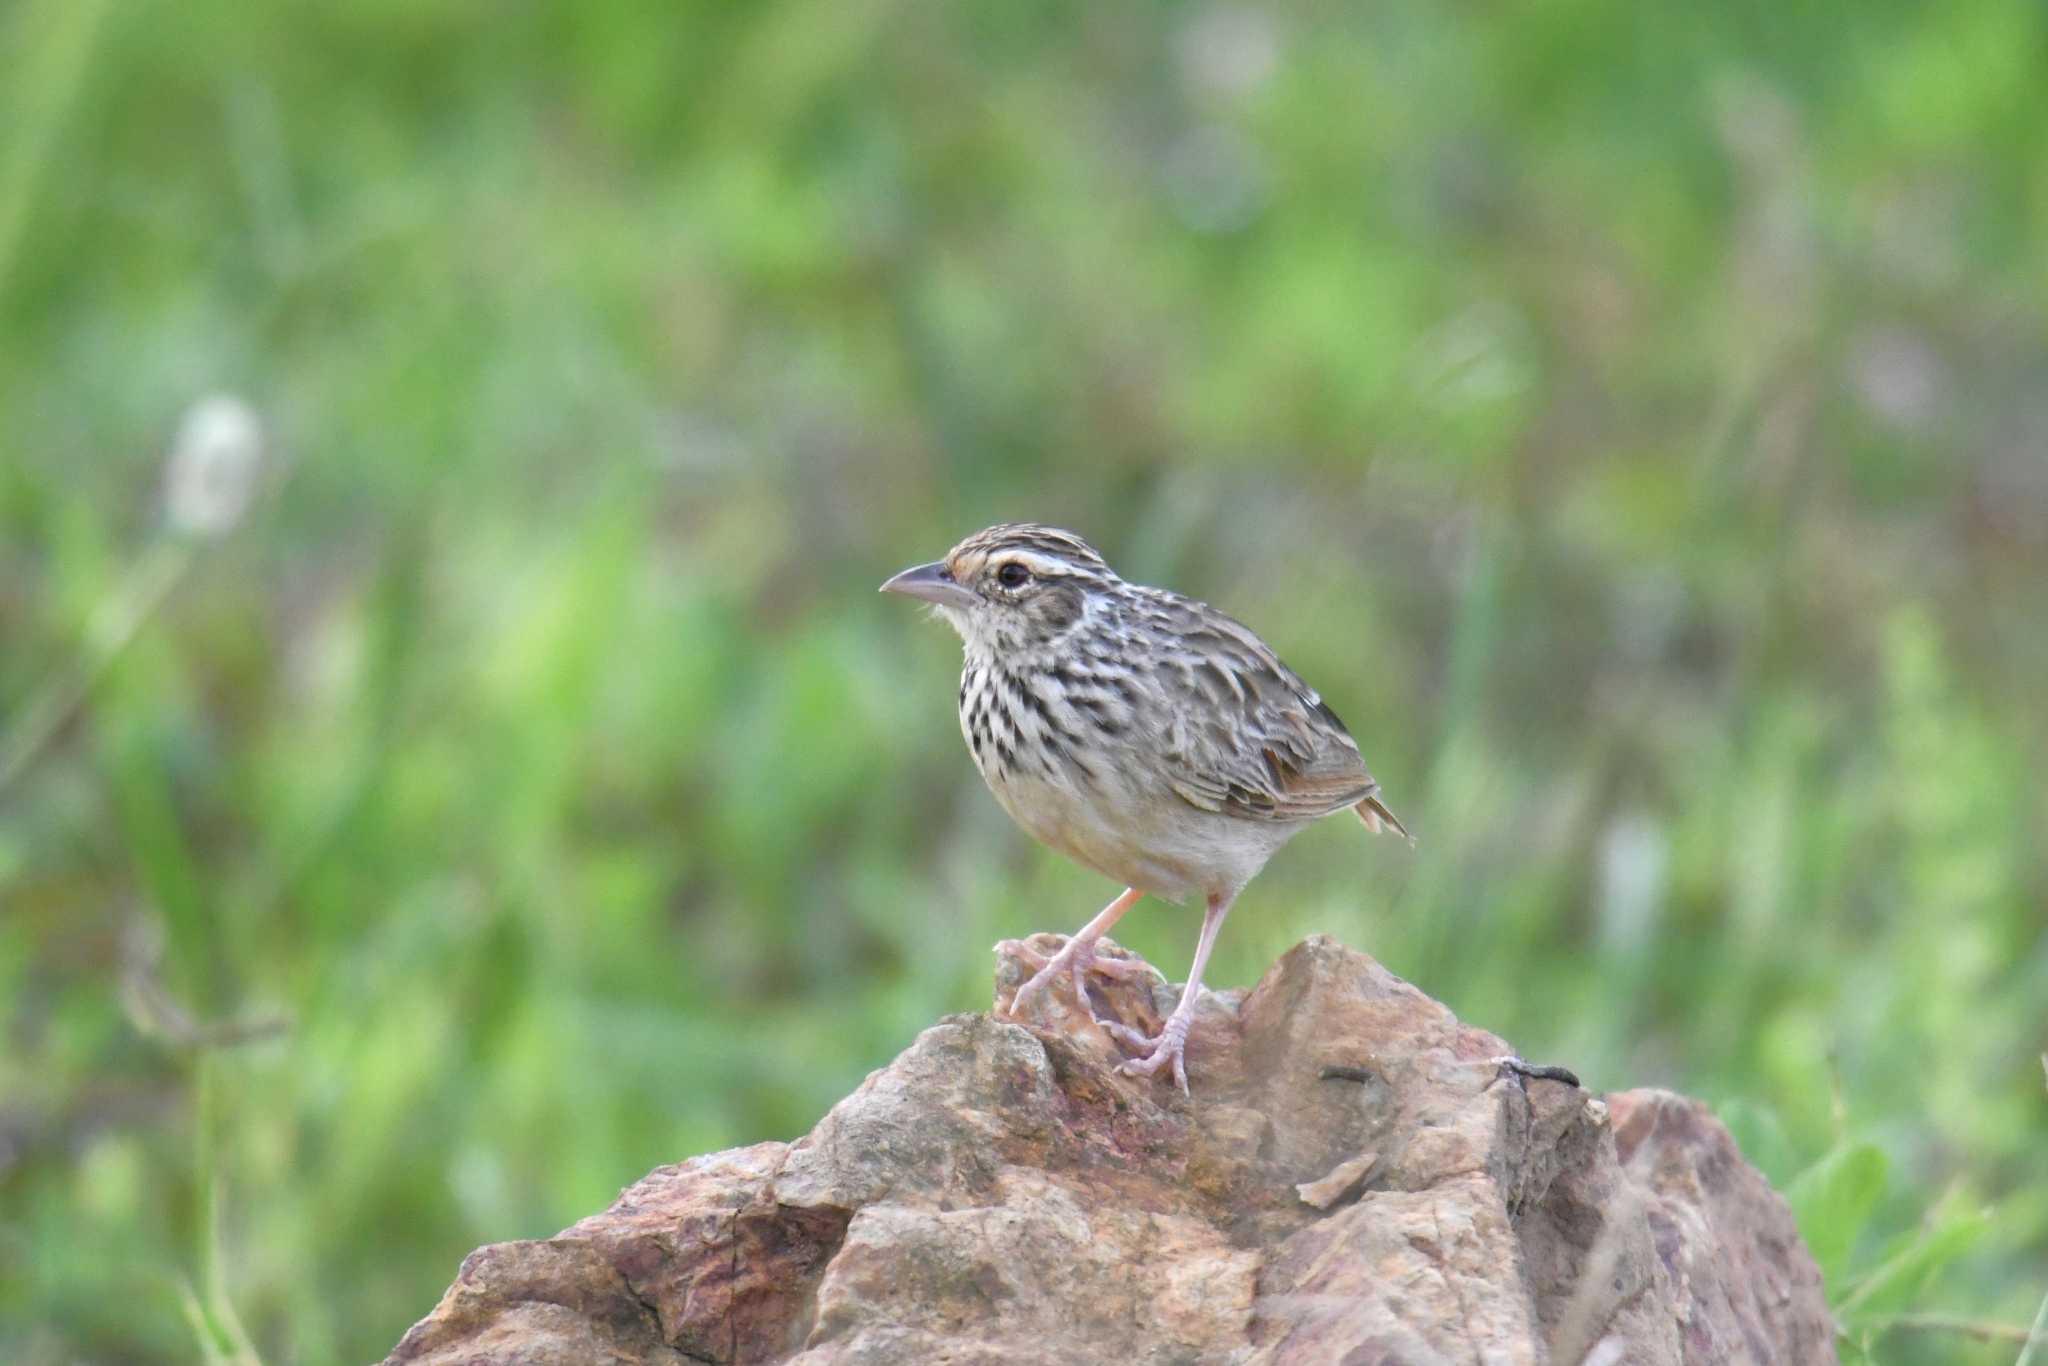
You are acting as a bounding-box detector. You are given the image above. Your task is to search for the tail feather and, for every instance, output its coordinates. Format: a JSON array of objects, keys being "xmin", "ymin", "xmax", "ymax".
[{"xmin": 1355, "ymin": 793, "xmax": 1415, "ymax": 845}]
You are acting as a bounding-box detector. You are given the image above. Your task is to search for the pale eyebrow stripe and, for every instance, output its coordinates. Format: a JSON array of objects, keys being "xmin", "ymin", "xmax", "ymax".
[{"xmin": 1007, "ymin": 550, "xmax": 1078, "ymax": 575}]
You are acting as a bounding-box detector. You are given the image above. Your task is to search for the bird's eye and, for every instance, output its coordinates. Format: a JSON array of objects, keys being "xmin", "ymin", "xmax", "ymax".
[{"xmin": 997, "ymin": 562, "xmax": 1030, "ymax": 588}]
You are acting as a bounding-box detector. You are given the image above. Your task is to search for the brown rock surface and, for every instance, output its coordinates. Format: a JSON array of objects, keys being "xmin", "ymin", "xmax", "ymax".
[{"xmin": 384, "ymin": 935, "xmax": 1834, "ymax": 1365}]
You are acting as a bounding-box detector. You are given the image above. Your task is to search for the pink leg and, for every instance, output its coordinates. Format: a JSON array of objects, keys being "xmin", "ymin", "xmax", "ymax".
[
  {"xmin": 1114, "ymin": 889, "xmax": 1236, "ymax": 1094},
  {"xmin": 1006, "ymin": 887, "xmax": 1149, "ymax": 1020}
]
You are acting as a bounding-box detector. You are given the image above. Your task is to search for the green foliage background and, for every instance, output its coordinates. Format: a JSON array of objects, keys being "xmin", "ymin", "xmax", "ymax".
[{"xmin": 3, "ymin": 0, "xmax": 2044, "ymax": 1361}]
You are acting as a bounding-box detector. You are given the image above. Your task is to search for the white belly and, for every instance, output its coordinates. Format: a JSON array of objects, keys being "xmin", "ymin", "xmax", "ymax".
[{"xmin": 979, "ymin": 757, "xmax": 1298, "ymax": 902}]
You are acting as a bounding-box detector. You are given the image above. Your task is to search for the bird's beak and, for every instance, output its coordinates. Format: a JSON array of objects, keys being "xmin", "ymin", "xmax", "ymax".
[{"xmin": 879, "ymin": 560, "xmax": 980, "ymax": 610}]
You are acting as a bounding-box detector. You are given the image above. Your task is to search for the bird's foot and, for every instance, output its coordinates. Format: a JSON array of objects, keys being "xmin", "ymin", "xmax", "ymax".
[
  {"xmin": 1004, "ymin": 934, "xmax": 1160, "ymax": 1022},
  {"xmin": 1485, "ymin": 1055, "xmax": 1582, "ymax": 1091},
  {"xmin": 1112, "ymin": 1009, "xmax": 1195, "ymax": 1095}
]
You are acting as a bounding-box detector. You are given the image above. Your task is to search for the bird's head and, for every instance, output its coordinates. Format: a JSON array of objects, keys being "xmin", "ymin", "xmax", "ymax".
[{"xmin": 880, "ymin": 523, "xmax": 1118, "ymax": 654}]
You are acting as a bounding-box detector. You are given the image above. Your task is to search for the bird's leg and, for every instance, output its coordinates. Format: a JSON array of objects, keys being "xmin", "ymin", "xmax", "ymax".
[
  {"xmin": 1114, "ymin": 889, "xmax": 1235, "ymax": 1095},
  {"xmin": 1005, "ymin": 887, "xmax": 1147, "ymax": 1021}
]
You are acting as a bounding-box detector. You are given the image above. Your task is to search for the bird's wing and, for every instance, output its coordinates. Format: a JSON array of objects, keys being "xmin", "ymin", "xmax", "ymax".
[{"xmin": 1144, "ymin": 595, "xmax": 1382, "ymax": 824}]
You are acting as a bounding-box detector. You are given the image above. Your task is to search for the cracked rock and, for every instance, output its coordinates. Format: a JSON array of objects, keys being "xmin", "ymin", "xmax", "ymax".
[{"xmin": 383, "ymin": 935, "xmax": 1833, "ymax": 1365}]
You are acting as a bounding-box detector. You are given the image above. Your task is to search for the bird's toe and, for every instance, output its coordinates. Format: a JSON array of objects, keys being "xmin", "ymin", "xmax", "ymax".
[
  {"xmin": 1082, "ymin": 952, "xmax": 1162, "ymax": 981},
  {"xmin": 1116, "ymin": 1014, "xmax": 1193, "ymax": 1092},
  {"xmin": 1099, "ymin": 1019, "xmax": 1157, "ymax": 1052}
]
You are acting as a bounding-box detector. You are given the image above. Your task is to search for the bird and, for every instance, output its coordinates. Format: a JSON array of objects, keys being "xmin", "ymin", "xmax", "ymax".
[{"xmin": 880, "ymin": 522, "xmax": 1411, "ymax": 1093}]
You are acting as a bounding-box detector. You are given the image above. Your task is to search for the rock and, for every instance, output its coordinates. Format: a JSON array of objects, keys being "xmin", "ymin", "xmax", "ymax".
[
  {"xmin": 1293, "ymin": 1150, "xmax": 1377, "ymax": 1210},
  {"xmin": 384, "ymin": 935, "xmax": 1834, "ymax": 1365}
]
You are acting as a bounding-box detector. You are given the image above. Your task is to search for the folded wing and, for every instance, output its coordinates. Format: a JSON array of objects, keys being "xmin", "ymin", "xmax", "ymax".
[{"xmin": 1149, "ymin": 601, "xmax": 1385, "ymax": 825}]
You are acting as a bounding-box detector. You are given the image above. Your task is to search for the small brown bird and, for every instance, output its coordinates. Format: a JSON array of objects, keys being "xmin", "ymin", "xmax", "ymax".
[{"xmin": 882, "ymin": 523, "xmax": 1410, "ymax": 1092}]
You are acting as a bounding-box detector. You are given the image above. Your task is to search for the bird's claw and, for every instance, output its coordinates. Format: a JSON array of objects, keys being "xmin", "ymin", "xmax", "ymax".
[
  {"xmin": 1004, "ymin": 935, "xmax": 1159, "ymax": 1022},
  {"xmin": 1115, "ymin": 1013, "xmax": 1193, "ymax": 1094}
]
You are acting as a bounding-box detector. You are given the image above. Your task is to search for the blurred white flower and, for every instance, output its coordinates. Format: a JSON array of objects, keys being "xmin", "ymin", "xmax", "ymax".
[
  {"xmin": 1175, "ymin": 4, "xmax": 1280, "ymax": 100},
  {"xmin": 165, "ymin": 393, "xmax": 264, "ymax": 537},
  {"xmin": 1598, "ymin": 812, "xmax": 1669, "ymax": 957}
]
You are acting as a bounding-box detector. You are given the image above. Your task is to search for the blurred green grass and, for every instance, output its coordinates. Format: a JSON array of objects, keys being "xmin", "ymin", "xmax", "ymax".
[{"xmin": 2, "ymin": 0, "xmax": 2045, "ymax": 1361}]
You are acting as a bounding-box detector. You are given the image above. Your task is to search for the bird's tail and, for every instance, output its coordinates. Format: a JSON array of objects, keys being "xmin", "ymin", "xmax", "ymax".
[{"xmin": 1355, "ymin": 792, "xmax": 1415, "ymax": 845}]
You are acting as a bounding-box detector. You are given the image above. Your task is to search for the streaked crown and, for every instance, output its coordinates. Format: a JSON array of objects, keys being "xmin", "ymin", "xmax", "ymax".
[{"xmin": 943, "ymin": 523, "xmax": 1117, "ymax": 586}]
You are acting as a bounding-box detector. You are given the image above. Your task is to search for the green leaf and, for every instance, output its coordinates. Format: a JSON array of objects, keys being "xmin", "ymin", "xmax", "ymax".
[
  {"xmin": 1786, "ymin": 1140, "xmax": 1889, "ymax": 1288},
  {"xmin": 1835, "ymin": 1199, "xmax": 1995, "ymax": 1322}
]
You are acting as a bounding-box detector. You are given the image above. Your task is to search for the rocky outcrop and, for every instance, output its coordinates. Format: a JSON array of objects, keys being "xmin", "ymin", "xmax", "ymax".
[{"xmin": 383, "ymin": 935, "xmax": 1834, "ymax": 1364}]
